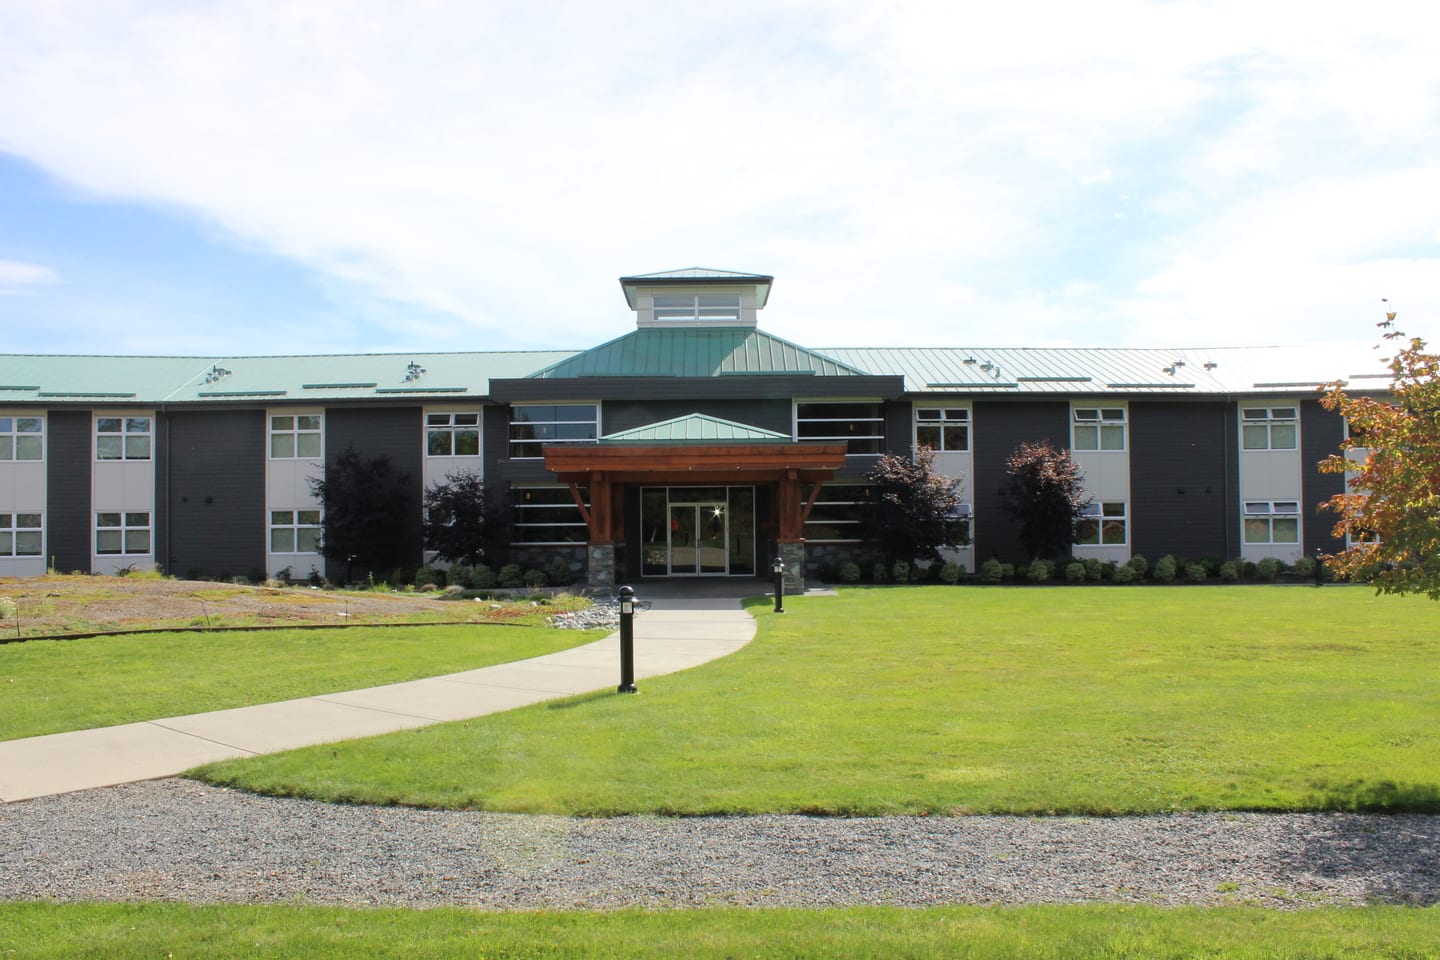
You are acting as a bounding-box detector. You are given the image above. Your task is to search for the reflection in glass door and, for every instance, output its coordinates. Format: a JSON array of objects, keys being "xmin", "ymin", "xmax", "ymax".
[{"xmin": 641, "ymin": 487, "xmax": 755, "ymax": 577}]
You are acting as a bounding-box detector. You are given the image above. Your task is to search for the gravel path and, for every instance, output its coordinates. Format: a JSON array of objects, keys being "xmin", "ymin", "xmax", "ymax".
[{"xmin": 3, "ymin": 780, "xmax": 1436, "ymax": 909}]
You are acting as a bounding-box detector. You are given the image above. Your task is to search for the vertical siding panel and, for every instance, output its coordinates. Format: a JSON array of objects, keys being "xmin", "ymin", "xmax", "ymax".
[
  {"xmin": 165, "ymin": 409, "xmax": 267, "ymax": 578},
  {"xmin": 1130, "ymin": 402, "xmax": 1233, "ymax": 559},
  {"xmin": 46, "ymin": 409, "xmax": 92, "ymax": 572},
  {"xmin": 1301, "ymin": 398, "xmax": 1346, "ymax": 553},
  {"xmin": 972, "ymin": 401, "xmax": 1069, "ymax": 562},
  {"xmin": 324, "ymin": 407, "xmax": 425, "ymax": 579}
]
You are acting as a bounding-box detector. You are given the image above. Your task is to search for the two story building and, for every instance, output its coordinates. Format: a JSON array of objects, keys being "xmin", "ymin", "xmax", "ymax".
[{"xmin": 0, "ymin": 268, "xmax": 1381, "ymax": 586}]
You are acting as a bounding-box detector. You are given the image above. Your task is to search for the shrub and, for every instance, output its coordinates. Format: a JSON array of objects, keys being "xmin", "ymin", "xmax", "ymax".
[
  {"xmin": 1218, "ymin": 560, "xmax": 1239, "ymax": 582},
  {"xmin": 1000, "ymin": 563, "xmax": 1016, "ymax": 579},
  {"xmin": 1064, "ymin": 561, "xmax": 1086, "ymax": 583},
  {"xmin": 1240, "ymin": 560, "xmax": 1257, "ymax": 578},
  {"xmin": 1153, "ymin": 555, "xmax": 1177, "ymax": 583},
  {"xmin": 1293, "ymin": 555, "xmax": 1316, "ymax": 578},
  {"xmin": 1200, "ymin": 557, "xmax": 1223, "ymax": 575},
  {"xmin": 498, "ymin": 563, "xmax": 524, "ymax": 588},
  {"xmin": 414, "ymin": 566, "xmax": 444, "ymax": 590},
  {"xmin": 979, "ymin": 558, "xmax": 1004, "ymax": 584},
  {"xmin": 1083, "ymin": 558, "xmax": 1103, "ymax": 582},
  {"xmin": 1113, "ymin": 564, "xmax": 1137, "ymax": 584},
  {"xmin": 871, "ymin": 562, "xmax": 889, "ymax": 583},
  {"xmin": 546, "ymin": 561, "xmax": 573, "ymax": 586},
  {"xmin": 447, "ymin": 564, "xmax": 473, "ymax": 588},
  {"xmin": 523, "ymin": 568, "xmax": 548, "ymax": 589},
  {"xmin": 1184, "ymin": 562, "xmax": 1208, "ymax": 583},
  {"xmin": 1026, "ymin": 559, "xmax": 1052, "ymax": 582},
  {"xmin": 939, "ymin": 561, "xmax": 963, "ymax": 584},
  {"xmin": 1256, "ymin": 557, "xmax": 1280, "ymax": 581},
  {"xmin": 469, "ymin": 564, "xmax": 497, "ymax": 589},
  {"xmin": 891, "ymin": 561, "xmax": 910, "ymax": 583},
  {"xmin": 839, "ymin": 561, "xmax": 862, "ymax": 583},
  {"xmin": 1126, "ymin": 555, "xmax": 1149, "ymax": 577}
]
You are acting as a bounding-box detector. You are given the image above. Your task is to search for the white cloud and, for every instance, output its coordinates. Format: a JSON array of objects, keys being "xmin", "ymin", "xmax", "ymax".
[
  {"xmin": 0, "ymin": 259, "xmax": 60, "ymax": 292},
  {"xmin": 0, "ymin": 0, "xmax": 1437, "ymax": 350}
]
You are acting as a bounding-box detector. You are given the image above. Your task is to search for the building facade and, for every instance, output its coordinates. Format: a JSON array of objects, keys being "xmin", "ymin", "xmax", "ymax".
[{"xmin": 0, "ymin": 268, "xmax": 1380, "ymax": 585}]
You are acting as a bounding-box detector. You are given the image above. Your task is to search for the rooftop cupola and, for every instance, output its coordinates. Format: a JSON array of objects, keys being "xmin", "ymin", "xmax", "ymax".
[{"xmin": 619, "ymin": 267, "xmax": 773, "ymax": 329}]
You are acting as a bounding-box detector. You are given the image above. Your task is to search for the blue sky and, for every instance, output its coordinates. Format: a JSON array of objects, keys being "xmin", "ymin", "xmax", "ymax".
[{"xmin": 2, "ymin": 0, "xmax": 1437, "ymax": 357}]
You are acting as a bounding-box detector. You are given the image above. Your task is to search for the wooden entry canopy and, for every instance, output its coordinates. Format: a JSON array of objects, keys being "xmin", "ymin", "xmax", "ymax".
[{"xmin": 544, "ymin": 443, "xmax": 847, "ymax": 545}]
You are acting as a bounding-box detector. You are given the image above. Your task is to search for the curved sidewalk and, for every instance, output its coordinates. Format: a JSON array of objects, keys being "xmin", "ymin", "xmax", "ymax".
[{"xmin": 0, "ymin": 587, "xmax": 762, "ymax": 804}]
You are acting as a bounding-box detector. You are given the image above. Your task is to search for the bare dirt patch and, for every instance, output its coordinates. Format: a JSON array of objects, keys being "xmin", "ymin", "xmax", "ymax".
[{"xmin": 0, "ymin": 575, "xmax": 564, "ymax": 638}]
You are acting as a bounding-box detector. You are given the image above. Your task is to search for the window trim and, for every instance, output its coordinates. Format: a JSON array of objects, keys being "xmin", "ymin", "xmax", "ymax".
[
  {"xmin": 914, "ymin": 405, "xmax": 970, "ymax": 453},
  {"xmin": 1071, "ymin": 406, "xmax": 1127, "ymax": 453},
  {"xmin": 0, "ymin": 415, "xmax": 44, "ymax": 462},
  {"xmin": 509, "ymin": 404, "xmax": 600, "ymax": 460},
  {"xmin": 0, "ymin": 512, "xmax": 43, "ymax": 557},
  {"xmin": 95, "ymin": 511, "xmax": 152, "ymax": 556},
  {"xmin": 425, "ymin": 410, "xmax": 482, "ymax": 458},
  {"xmin": 269, "ymin": 412, "xmax": 324, "ymax": 460},
  {"xmin": 1241, "ymin": 405, "xmax": 1299, "ymax": 451},
  {"xmin": 1074, "ymin": 500, "xmax": 1128, "ymax": 547},
  {"xmin": 95, "ymin": 414, "xmax": 153, "ymax": 462},
  {"xmin": 1242, "ymin": 500, "xmax": 1301, "ymax": 544}
]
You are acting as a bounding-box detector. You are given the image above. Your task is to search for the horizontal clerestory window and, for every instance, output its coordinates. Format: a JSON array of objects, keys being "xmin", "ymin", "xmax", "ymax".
[
  {"xmin": 803, "ymin": 483, "xmax": 874, "ymax": 542},
  {"xmin": 652, "ymin": 294, "xmax": 741, "ymax": 323},
  {"xmin": 511, "ymin": 486, "xmax": 589, "ymax": 543},
  {"xmin": 509, "ymin": 405, "xmax": 598, "ymax": 459},
  {"xmin": 796, "ymin": 402, "xmax": 885, "ymax": 455}
]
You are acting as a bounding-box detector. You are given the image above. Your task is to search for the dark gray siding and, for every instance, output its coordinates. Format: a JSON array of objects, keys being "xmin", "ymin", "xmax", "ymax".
[
  {"xmin": 45, "ymin": 410, "xmax": 92, "ymax": 572},
  {"xmin": 972, "ymin": 402, "xmax": 1069, "ymax": 562},
  {"xmin": 883, "ymin": 401, "xmax": 911, "ymax": 457},
  {"xmin": 163, "ymin": 409, "xmax": 267, "ymax": 578},
  {"xmin": 1130, "ymin": 402, "xmax": 1236, "ymax": 560},
  {"xmin": 1301, "ymin": 398, "xmax": 1346, "ymax": 553},
  {"xmin": 324, "ymin": 407, "xmax": 425, "ymax": 579}
]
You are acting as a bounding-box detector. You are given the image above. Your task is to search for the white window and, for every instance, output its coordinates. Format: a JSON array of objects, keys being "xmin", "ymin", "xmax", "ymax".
[
  {"xmin": 0, "ymin": 416, "xmax": 44, "ymax": 461},
  {"xmin": 1073, "ymin": 407, "xmax": 1126, "ymax": 451},
  {"xmin": 427, "ymin": 411, "xmax": 481, "ymax": 457},
  {"xmin": 509, "ymin": 405, "xmax": 598, "ymax": 459},
  {"xmin": 1, "ymin": 513, "xmax": 42, "ymax": 557},
  {"xmin": 803, "ymin": 483, "xmax": 874, "ymax": 542},
  {"xmin": 96, "ymin": 416, "xmax": 151, "ymax": 461},
  {"xmin": 511, "ymin": 486, "xmax": 588, "ymax": 543},
  {"xmin": 915, "ymin": 407, "xmax": 969, "ymax": 452},
  {"xmin": 1244, "ymin": 501, "xmax": 1300, "ymax": 544},
  {"xmin": 270, "ymin": 414, "xmax": 323, "ymax": 459},
  {"xmin": 1242, "ymin": 407, "xmax": 1298, "ymax": 450},
  {"xmin": 652, "ymin": 293, "xmax": 741, "ymax": 323},
  {"xmin": 796, "ymin": 402, "xmax": 885, "ymax": 455},
  {"xmin": 96, "ymin": 512, "xmax": 151, "ymax": 555},
  {"xmin": 270, "ymin": 510, "xmax": 322, "ymax": 553},
  {"xmin": 1075, "ymin": 501, "xmax": 1128, "ymax": 546}
]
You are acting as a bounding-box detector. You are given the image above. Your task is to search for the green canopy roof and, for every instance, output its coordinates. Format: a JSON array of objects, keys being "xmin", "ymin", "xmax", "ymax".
[
  {"xmin": 600, "ymin": 413, "xmax": 791, "ymax": 444},
  {"xmin": 526, "ymin": 328, "xmax": 868, "ymax": 379}
]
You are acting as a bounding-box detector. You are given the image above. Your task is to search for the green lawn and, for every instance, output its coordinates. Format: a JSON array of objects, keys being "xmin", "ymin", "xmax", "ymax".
[
  {"xmin": 0, "ymin": 624, "xmax": 604, "ymax": 741},
  {"xmin": 192, "ymin": 585, "xmax": 1440, "ymax": 815},
  {"xmin": 3, "ymin": 902, "xmax": 1438, "ymax": 959}
]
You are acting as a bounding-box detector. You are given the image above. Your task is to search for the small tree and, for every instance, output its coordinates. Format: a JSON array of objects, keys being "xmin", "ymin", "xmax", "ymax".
[
  {"xmin": 1319, "ymin": 311, "xmax": 1440, "ymax": 598},
  {"xmin": 862, "ymin": 446, "xmax": 968, "ymax": 564},
  {"xmin": 308, "ymin": 446, "xmax": 412, "ymax": 582},
  {"xmin": 998, "ymin": 439, "xmax": 1088, "ymax": 561},
  {"xmin": 422, "ymin": 470, "xmax": 492, "ymax": 566}
]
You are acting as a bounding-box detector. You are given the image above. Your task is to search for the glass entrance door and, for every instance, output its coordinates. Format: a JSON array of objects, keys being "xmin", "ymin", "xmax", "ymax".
[
  {"xmin": 668, "ymin": 502, "xmax": 727, "ymax": 575},
  {"xmin": 641, "ymin": 486, "xmax": 755, "ymax": 577}
]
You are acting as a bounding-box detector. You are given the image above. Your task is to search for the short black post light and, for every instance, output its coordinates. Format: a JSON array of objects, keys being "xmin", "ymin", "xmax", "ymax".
[
  {"xmin": 617, "ymin": 585, "xmax": 638, "ymax": 694},
  {"xmin": 1314, "ymin": 547, "xmax": 1324, "ymax": 588},
  {"xmin": 772, "ymin": 556, "xmax": 785, "ymax": 614}
]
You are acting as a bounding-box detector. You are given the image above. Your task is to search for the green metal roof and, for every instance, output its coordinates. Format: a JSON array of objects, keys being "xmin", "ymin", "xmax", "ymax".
[
  {"xmin": 525, "ymin": 328, "xmax": 869, "ymax": 379},
  {"xmin": 601, "ymin": 413, "xmax": 791, "ymax": 444},
  {"xmin": 0, "ymin": 351, "xmax": 578, "ymax": 405}
]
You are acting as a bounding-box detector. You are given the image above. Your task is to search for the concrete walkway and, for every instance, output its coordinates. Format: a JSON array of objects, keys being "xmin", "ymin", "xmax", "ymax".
[{"xmin": 0, "ymin": 583, "xmax": 778, "ymax": 803}]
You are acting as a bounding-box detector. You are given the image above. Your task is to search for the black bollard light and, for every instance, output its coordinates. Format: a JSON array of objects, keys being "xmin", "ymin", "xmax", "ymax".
[
  {"xmin": 772, "ymin": 556, "xmax": 785, "ymax": 614},
  {"xmin": 1314, "ymin": 547, "xmax": 1324, "ymax": 587},
  {"xmin": 617, "ymin": 585, "xmax": 638, "ymax": 693}
]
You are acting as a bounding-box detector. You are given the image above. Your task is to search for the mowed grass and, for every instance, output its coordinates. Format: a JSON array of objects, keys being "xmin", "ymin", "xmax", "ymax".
[
  {"xmin": 3, "ymin": 902, "xmax": 1438, "ymax": 960},
  {"xmin": 0, "ymin": 624, "xmax": 604, "ymax": 742},
  {"xmin": 193, "ymin": 585, "xmax": 1440, "ymax": 815}
]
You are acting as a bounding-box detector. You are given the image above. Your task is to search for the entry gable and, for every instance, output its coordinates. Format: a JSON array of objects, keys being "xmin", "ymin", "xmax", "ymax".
[{"xmin": 600, "ymin": 413, "xmax": 791, "ymax": 445}]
